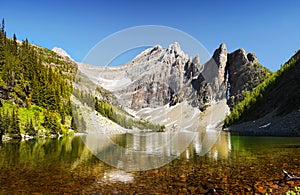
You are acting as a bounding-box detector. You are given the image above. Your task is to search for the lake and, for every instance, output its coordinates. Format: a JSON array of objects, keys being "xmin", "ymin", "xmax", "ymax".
[{"xmin": 0, "ymin": 131, "xmax": 300, "ymax": 194}]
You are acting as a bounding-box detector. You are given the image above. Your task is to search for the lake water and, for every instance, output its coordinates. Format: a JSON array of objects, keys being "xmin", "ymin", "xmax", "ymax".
[{"xmin": 0, "ymin": 131, "xmax": 300, "ymax": 194}]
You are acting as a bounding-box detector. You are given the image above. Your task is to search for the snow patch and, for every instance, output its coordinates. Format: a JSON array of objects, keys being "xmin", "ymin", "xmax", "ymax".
[{"xmin": 259, "ymin": 123, "xmax": 271, "ymax": 128}]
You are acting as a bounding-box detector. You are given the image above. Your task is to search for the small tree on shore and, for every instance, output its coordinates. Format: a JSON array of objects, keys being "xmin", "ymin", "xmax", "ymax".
[{"xmin": 25, "ymin": 119, "xmax": 36, "ymax": 136}]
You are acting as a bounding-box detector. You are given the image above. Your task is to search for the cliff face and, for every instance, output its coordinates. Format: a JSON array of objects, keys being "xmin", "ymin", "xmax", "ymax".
[
  {"xmin": 184, "ymin": 43, "xmax": 270, "ymax": 110},
  {"xmin": 94, "ymin": 43, "xmax": 270, "ymax": 111},
  {"xmin": 96, "ymin": 43, "xmax": 225, "ymax": 111},
  {"xmin": 226, "ymin": 49, "xmax": 271, "ymax": 108}
]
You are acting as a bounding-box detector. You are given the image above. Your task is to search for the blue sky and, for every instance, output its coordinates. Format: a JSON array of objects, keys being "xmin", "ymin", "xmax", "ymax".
[{"xmin": 1, "ymin": 0, "xmax": 299, "ymax": 71}]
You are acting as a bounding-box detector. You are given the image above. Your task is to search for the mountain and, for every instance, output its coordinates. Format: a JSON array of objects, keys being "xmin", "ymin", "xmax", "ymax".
[
  {"xmin": 52, "ymin": 47, "xmax": 74, "ymax": 61},
  {"xmin": 226, "ymin": 48, "xmax": 271, "ymax": 108},
  {"xmin": 204, "ymin": 43, "xmax": 271, "ymax": 109},
  {"xmin": 95, "ymin": 42, "xmax": 204, "ymax": 110},
  {"xmin": 75, "ymin": 42, "xmax": 270, "ymax": 133},
  {"xmin": 80, "ymin": 43, "xmax": 269, "ymax": 111},
  {"xmin": 0, "ymin": 19, "xmax": 274, "ymax": 137},
  {"xmin": 224, "ymin": 50, "xmax": 300, "ymax": 136}
]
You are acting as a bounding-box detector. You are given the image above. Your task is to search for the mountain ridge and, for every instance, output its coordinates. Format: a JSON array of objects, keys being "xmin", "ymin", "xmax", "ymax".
[
  {"xmin": 0, "ymin": 19, "xmax": 297, "ymax": 138},
  {"xmin": 77, "ymin": 42, "xmax": 270, "ymax": 117}
]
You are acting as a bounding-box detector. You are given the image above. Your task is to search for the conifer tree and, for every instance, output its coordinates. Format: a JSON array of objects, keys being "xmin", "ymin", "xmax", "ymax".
[
  {"xmin": 25, "ymin": 119, "xmax": 36, "ymax": 136},
  {"xmin": 12, "ymin": 33, "xmax": 18, "ymax": 55},
  {"xmin": 70, "ymin": 115, "xmax": 77, "ymax": 131},
  {"xmin": 0, "ymin": 19, "xmax": 5, "ymax": 69},
  {"xmin": 10, "ymin": 108, "xmax": 21, "ymax": 138},
  {"xmin": 0, "ymin": 19, "xmax": 77, "ymax": 136},
  {"xmin": 0, "ymin": 18, "xmax": 5, "ymax": 38},
  {"xmin": 3, "ymin": 110, "xmax": 10, "ymax": 135},
  {"xmin": 0, "ymin": 111, "xmax": 4, "ymax": 141},
  {"xmin": 43, "ymin": 111, "xmax": 62, "ymax": 135}
]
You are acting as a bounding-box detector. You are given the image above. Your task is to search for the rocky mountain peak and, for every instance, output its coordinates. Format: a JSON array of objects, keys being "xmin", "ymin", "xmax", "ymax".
[
  {"xmin": 166, "ymin": 42, "xmax": 187, "ymax": 58},
  {"xmin": 133, "ymin": 45, "xmax": 164, "ymax": 61},
  {"xmin": 213, "ymin": 43, "xmax": 227, "ymax": 66},
  {"xmin": 227, "ymin": 48, "xmax": 270, "ymax": 108},
  {"xmin": 93, "ymin": 42, "xmax": 269, "ymax": 112},
  {"xmin": 247, "ymin": 53, "xmax": 258, "ymax": 63},
  {"xmin": 227, "ymin": 48, "xmax": 248, "ymax": 66},
  {"xmin": 192, "ymin": 55, "xmax": 200, "ymax": 65},
  {"xmin": 131, "ymin": 42, "xmax": 189, "ymax": 69},
  {"xmin": 212, "ymin": 43, "xmax": 228, "ymax": 79},
  {"xmin": 52, "ymin": 47, "xmax": 74, "ymax": 61}
]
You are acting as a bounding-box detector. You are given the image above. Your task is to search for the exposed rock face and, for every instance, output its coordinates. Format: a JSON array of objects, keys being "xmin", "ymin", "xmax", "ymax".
[
  {"xmin": 94, "ymin": 42, "xmax": 269, "ymax": 111},
  {"xmin": 213, "ymin": 43, "xmax": 227, "ymax": 86},
  {"xmin": 52, "ymin": 47, "xmax": 74, "ymax": 61},
  {"xmin": 95, "ymin": 42, "xmax": 219, "ymax": 110},
  {"xmin": 116, "ymin": 42, "xmax": 195, "ymax": 110},
  {"xmin": 190, "ymin": 43, "xmax": 228, "ymax": 110},
  {"xmin": 227, "ymin": 49, "xmax": 271, "ymax": 108}
]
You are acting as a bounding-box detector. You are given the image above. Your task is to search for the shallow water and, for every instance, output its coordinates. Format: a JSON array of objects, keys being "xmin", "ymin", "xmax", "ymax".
[{"xmin": 0, "ymin": 132, "xmax": 300, "ymax": 194}]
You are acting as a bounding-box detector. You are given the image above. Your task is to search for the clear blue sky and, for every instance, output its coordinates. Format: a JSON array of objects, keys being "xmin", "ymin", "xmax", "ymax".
[{"xmin": 1, "ymin": 0, "xmax": 299, "ymax": 71}]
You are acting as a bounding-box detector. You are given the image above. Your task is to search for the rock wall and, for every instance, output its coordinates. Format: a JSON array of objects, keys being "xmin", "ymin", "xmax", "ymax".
[
  {"xmin": 226, "ymin": 49, "xmax": 271, "ymax": 108},
  {"xmin": 97, "ymin": 43, "xmax": 270, "ymax": 111}
]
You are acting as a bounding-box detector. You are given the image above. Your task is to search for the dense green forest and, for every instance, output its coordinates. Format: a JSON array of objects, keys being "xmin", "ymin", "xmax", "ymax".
[
  {"xmin": 224, "ymin": 50, "xmax": 300, "ymax": 127},
  {"xmin": 0, "ymin": 19, "xmax": 77, "ymax": 140}
]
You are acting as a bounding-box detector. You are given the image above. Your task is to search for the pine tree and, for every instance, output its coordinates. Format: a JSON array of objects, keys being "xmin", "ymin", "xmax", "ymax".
[
  {"xmin": 0, "ymin": 19, "xmax": 76, "ymax": 136},
  {"xmin": 70, "ymin": 115, "xmax": 77, "ymax": 131},
  {"xmin": 59, "ymin": 107, "xmax": 65, "ymax": 125},
  {"xmin": 3, "ymin": 110, "xmax": 10, "ymax": 135},
  {"xmin": 25, "ymin": 119, "xmax": 36, "ymax": 136},
  {"xmin": 10, "ymin": 108, "xmax": 21, "ymax": 139},
  {"xmin": 0, "ymin": 18, "xmax": 5, "ymax": 70},
  {"xmin": 0, "ymin": 111, "xmax": 4, "ymax": 141},
  {"xmin": 0, "ymin": 18, "xmax": 5, "ymax": 38},
  {"xmin": 12, "ymin": 33, "xmax": 18, "ymax": 55},
  {"xmin": 43, "ymin": 111, "xmax": 62, "ymax": 136}
]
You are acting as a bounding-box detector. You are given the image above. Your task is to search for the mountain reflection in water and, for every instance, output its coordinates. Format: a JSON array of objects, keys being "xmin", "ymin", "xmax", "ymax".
[
  {"xmin": 80, "ymin": 129, "xmax": 223, "ymax": 171},
  {"xmin": 1, "ymin": 131, "xmax": 300, "ymax": 194}
]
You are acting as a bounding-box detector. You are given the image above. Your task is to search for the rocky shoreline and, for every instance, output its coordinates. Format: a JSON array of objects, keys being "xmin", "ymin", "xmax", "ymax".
[{"xmin": 226, "ymin": 110, "xmax": 300, "ymax": 136}]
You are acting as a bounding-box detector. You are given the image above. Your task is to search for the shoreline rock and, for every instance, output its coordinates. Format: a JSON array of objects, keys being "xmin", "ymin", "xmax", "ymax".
[{"xmin": 226, "ymin": 110, "xmax": 300, "ymax": 136}]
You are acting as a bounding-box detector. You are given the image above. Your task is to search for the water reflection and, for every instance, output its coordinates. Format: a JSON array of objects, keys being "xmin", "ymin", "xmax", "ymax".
[
  {"xmin": 0, "ymin": 137, "xmax": 87, "ymax": 168},
  {"xmin": 0, "ymin": 131, "xmax": 264, "ymax": 172},
  {"xmin": 81, "ymin": 131, "xmax": 195, "ymax": 171},
  {"xmin": 80, "ymin": 129, "xmax": 222, "ymax": 171},
  {"xmin": 1, "ymin": 132, "xmax": 300, "ymax": 194}
]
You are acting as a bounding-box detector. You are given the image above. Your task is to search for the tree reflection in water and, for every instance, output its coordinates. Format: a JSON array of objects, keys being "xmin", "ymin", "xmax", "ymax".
[{"xmin": 0, "ymin": 131, "xmax": 300, "ymax": 194}]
